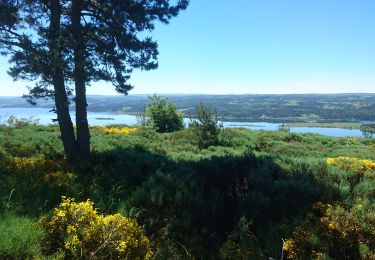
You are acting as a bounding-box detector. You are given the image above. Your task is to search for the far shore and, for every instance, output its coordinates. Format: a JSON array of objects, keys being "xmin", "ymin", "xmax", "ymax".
[{"xmin": 286, "ymin": 122, "xmax": 363, "ymax": 129}]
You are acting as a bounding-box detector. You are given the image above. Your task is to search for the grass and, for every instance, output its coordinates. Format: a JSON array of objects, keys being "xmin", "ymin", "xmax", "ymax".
[{"xmin": 0, "ymin": 213, "xmax": 42, "ymax": 259}]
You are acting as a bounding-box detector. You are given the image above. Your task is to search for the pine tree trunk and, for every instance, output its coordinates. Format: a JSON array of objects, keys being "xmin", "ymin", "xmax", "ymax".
[
  {"xmin": 71, "ymin": 0, "xmax": 90, "ymax": 161},
  {"xmin": 49, "ymin": 0, "xmax": 78, "ymax": 163},
  {"xmin": 54, "ymin": 75, "xmax": 78, "ymax": 163}
]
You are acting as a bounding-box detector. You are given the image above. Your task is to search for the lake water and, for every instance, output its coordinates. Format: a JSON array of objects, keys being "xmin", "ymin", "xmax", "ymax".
[{"xmin": 0, "ymin": 107, "xmax": 366, "ymax": 138}]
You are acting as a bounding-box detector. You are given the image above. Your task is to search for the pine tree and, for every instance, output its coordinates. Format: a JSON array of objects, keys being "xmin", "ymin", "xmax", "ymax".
[{"xmin": 0, "ymin": 0, "xmax": 188, "ymax": 162}]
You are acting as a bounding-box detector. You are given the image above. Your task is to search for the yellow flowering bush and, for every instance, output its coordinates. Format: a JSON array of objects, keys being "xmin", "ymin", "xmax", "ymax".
[
  {"xmin": 93, "ymin": 126, "xmax": 137, "ymax": 135},
  {"xmin": 326, "ymin": 157, "xmax": 375, "ymax": 182},
  {"xmin": 4, "ymin": 157, "xmax": 74, "ymax": 186},
  {"xmin": 319, "ymin": 203, "xmax": 375, "ymax": 258},
  {"xmin": 283, "ymin": 227, "xmax": 317, "ymax": 260},
  {"xmin": 40, "ymin": 197, "xmax": 152, "ymax": 259},
  {"xmin": 326, "ymin": 157, "xmax": 375, "ymax": 173},
  {"xmin": 7, "ymin": 157, "xmax": 61, "ymax": 173}
]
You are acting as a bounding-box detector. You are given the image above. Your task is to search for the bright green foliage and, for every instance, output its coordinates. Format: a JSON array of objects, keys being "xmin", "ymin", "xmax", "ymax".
[
  {"xmin": 145, "ymin": 95, "xmax": 184, "ymax": 133},
  {"xmin": 0, "ymin": 213, "xmax": 42, "ymax": 259},
  {"xmin": 190, "ymin": 104, "xmax": 221, "ymax": 148},
  {"xmin": 40, "ymin": 197, "xmax": 152, "ymax": 259}
]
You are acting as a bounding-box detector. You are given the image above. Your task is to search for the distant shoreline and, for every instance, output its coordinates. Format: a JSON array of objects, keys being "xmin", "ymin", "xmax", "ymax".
[
  {"xmin": 286, "ymin": 122, "xmax": 363, "ymax": 130},
  {"xmin": 1, "ymin": 94, "xmax": 374, "ymax": 126}
]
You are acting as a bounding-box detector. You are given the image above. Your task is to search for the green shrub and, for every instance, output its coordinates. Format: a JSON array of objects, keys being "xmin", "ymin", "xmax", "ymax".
[
  {"xmin": 190, "ymin": 104, "xmax": 221, "ymax": 149},
  {"xmin": 0, "ymin": 213, "xmax": 42, "ymax": 259},
  {"xmin": 144, "ymin": 95, "xmax": 184, "ymax": 133}
]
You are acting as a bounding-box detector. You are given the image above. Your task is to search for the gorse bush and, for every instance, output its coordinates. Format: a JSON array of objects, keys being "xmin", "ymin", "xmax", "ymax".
[
  {"xmin": 320, "ymin": 202, "xmax": 375, "ymax": 259},
  {"xmin": 144, "ymin": 95, "xmax": 184, "ymax": 133},
  {"xmin": 326, "ymin": 156, "xmax": 375, "ymax": 174},
  {"xmin": 0, "ymin": 155, "xmax": 74, "ymax": 214},
  {"xmin": 190, "ymin": 103, "xmax": 221, "ymax": 149},
  {"xmin": 40, "ymin": 197, "xmax": 152, "ymax": 259},
  {"xmin": 92, "ymin": 126, "xmax": 137, "ymax": 135},
  {"xmin": 283, "ymin": 201, "xmax": 375, "ymax": 259}
]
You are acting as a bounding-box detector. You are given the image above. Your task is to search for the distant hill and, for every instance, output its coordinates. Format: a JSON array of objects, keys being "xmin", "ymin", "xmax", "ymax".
[{"xmin": 1, "ymin": 93, "xmax": 375, "ymax": 122}]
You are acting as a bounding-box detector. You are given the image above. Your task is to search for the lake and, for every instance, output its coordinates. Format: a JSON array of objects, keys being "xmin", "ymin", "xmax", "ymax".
[{"xmin": 0, "ymin": 107, "xmax": 366, "ymax": 138}]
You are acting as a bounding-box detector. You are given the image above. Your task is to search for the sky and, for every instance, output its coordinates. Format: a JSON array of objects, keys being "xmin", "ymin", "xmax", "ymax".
[{"xmin": 0, "ymin": 0, "xmax": 375, "ymax": 96}]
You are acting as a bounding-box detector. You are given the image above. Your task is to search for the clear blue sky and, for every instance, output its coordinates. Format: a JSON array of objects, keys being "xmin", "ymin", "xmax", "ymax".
[{"xmin": 1, "ymin": 0, "xmax": 374, "ymax": 96}]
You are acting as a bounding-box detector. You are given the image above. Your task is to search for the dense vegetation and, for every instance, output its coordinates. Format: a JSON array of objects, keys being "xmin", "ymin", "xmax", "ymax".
[
  {"xmin": 2, "ymin": 93, "xmax": 374, "ymax": 122},
  {"xmin": 1, "ymin": 121, "xmax": 375, "ymax": 259}
]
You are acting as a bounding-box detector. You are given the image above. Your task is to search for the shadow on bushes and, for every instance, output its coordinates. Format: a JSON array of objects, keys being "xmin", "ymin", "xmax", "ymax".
[{"xmin": 79, "ymin": 147, "xmax": 339, "ymax": 258}]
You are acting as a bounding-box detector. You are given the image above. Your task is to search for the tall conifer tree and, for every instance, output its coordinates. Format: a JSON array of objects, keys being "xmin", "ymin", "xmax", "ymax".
[{"xmin": 0, "ymin": 0, "xmax": 188, "ymax": 162}]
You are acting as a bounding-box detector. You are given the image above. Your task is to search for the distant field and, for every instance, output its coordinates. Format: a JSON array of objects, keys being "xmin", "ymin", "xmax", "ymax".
[{"xmin": 1, "ymin": 93, "xmax": 375, "ymax": 123}]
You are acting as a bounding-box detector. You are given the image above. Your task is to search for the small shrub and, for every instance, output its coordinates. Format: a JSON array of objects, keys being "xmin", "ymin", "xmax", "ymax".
[
  {"xmin": 40, "ymin": 197, "xmax": 152, "ymax": 259},
  {"xmin": 278, "ymin": 123, "xmax": 290, "ymax": 132},
  {"xmin": 190, "ymin": 104, "xmax": 220, "ymax": 149}
]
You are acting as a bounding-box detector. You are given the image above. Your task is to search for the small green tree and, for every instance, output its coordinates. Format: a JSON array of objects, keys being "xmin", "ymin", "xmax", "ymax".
[
  {"xmin": 278, "ymin": 123, "xmax": 291, "ymax": 132},
  {"xmin": 190, "ymin": 104, "xmax": 220, "ymax": 149},
  {"xmin": 145, "ymin": 95, "xmax": 184, "ymax": 133}
]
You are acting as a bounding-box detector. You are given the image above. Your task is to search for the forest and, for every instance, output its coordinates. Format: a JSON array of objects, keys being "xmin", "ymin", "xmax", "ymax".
[{"xmin": 1, "ymin": 113, "xmax": 375, "ymax": 259}]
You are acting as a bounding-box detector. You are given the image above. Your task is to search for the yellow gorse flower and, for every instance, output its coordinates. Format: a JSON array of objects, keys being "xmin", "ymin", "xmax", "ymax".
[
  {"xmin": 326, "ymin": 156, "xmax": 375, "ymax": 174},
  {"xmin": 8, "ymin": 157, "xmax": 59, "ymax": 172},
  {"xmin": 93, "ymin": 126, "xmax": 137, "ymax": 135},
  {"xmin": 42, "ymin": 197, "xmax": 152, "ymax": 259},
  {"xmin": 283, "ymin": 239, "xmax": 298, "ymax": 260},
  {"xmin": 6, "ymin": 156, "xmax": 67, "ymax": 176}
]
